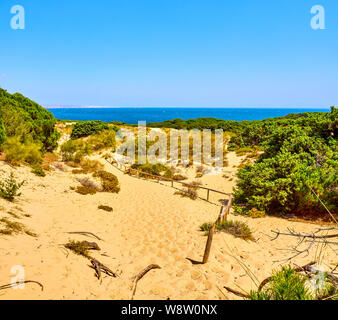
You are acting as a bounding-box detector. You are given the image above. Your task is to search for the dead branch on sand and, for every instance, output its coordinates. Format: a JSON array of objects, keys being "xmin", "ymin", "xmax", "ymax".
[
  {"xmin": 66, "ymin": 231, "xmax": 103, "ymax": 241},
  {"xmin": 131, "ymin": 264, "xmax": 161, "ymax": 300},
  {"xmin": 90, "ymin": 258, "xmax": 117, "ymax": 279},
  {"xmin": 267, "ymin": 227, "xmax": 338, "ymax": 263},
  {"xmin": 0, "ymin": 280, "xmax": 44, "ymax": 291}
]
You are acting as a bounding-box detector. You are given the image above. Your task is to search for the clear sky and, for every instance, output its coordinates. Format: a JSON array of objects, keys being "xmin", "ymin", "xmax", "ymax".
[{"xmin": 0, "ymin": 0, "xmax": 337, "ymax": 107}]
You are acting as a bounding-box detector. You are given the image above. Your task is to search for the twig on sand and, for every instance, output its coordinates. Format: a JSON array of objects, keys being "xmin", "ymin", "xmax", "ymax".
[
  {"xmin": 223, "ymin": 286, "xmax": 249, "ymax": 298},
  {"xmin": 131, "ymin": 264, "xmax": 161, "ymax": 300},
  {"xmin": 0, "ymin": 280, "xmax": 44, "ymax": 291},
  {"xmin": 66, "ymin": 231, "xmax": 103, "ymax": 241},
  {"xmin": 90, "ymin": 258, "xmax": 117, "ymax": 279}
]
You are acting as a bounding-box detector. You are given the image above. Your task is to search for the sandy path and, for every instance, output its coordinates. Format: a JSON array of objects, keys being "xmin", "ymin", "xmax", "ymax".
[{"xmin": 0, "ymin": 154, "xmax": 336, "ymax": 300}]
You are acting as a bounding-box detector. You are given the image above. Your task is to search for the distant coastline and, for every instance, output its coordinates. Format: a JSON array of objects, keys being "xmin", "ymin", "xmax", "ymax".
[{"xmin": 47, "ymin": 107, "xmax": 330, "ymax": 124}]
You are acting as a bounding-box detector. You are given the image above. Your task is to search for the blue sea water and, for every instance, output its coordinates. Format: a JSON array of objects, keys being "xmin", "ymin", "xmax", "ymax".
[{"xmin": 47, "ymin": 107, "xmax": 329, "ymax": 124}]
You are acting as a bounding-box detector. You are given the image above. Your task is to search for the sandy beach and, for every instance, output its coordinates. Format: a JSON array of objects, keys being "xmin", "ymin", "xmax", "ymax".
[{"xmin": 0, "ymin": 151, "xmax": 336, "ymax": 300}]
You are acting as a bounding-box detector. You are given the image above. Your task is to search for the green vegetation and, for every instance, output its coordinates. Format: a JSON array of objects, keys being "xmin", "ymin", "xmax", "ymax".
[
  {"xmin": 2, "ymin": 137, "xmax": 43, "ymax": 166},
  {"xmin": 87, "ymin": 129, "xmax": 116, "ymax": 151},
  {"xmin": 200, "ymin": 220, "xmax": 254, "ymax": 241},
  {"xmin": 0, "ymin": 172, "xmax": 24, "ymax": 202},
  {"xmin": 71, "ymin": 121, "xmax": 113, "ymax": 139},
  {"xmin": 0, "ymin": 88, "xmax": 59, "ymax": 151},
  {"xmin": 131, "ymin": 162, "xmax": 173, "ymax": 178},
  {"xmin": 31, "ymin": 167, "xmax": 46, "ymax": 177},
  {"xmin": 249, "ymin": 266, "xmax": 313, "ymax": 300},
  {"xmin": 61, "ymin": 140, "xmax": 91, "ymax": 163},
  {"xmin": 148, "ymin": 117, "xmax": 242, "ymax": 132},
  {"xmin": 0, "ymin": 120, "xmax": 5, "ymax": 145},
  {"xmin": 234, "ymin": 107, "xmax": 338, "ymax": 217}
]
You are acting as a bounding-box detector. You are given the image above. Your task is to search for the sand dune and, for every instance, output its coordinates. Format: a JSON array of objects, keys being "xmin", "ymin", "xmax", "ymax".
[{"xmin": 0, "ymin": 153, "xmax": 336, "ymax": 300}]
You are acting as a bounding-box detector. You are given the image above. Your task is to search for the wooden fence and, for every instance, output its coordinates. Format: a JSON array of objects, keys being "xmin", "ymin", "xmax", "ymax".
[{"xmin": 106, "ymin": 159, "xmax": 231, "ymax": 205}]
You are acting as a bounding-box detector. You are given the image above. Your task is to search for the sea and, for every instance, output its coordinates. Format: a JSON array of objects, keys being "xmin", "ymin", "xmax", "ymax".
[{"xmin": 47, "ymin": 107, "xmax": 329, "ymax": 124}]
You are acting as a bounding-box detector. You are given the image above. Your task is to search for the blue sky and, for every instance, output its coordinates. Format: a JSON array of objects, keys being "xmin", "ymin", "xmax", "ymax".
[{"xmin": 0, "ymin": 0, "xmax": 337, "ymax": 107}]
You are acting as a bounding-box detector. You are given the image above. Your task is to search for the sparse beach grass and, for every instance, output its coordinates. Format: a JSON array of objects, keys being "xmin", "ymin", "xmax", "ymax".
[{"xmin": 200, "ymin": 220, "xmax": 254, "ymax": 241}]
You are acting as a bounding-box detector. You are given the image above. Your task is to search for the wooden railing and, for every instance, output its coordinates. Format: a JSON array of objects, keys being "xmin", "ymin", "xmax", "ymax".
[{"xmin": 106, "ymin": 158, "xmax": 231, "ymax": 205}]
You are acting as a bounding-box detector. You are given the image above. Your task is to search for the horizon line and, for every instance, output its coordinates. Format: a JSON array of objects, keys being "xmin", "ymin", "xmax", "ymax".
[{"xmin": 45, "ymin": 105, "xmax": 332, "ymax": 109}]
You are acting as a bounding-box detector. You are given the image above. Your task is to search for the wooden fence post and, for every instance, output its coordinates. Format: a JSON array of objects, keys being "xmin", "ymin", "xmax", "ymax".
[
  {"xmin": 216, "ymin": 206, "xmax": 224, "ymax": 224},
  {"xmin": 203, "ymin": 224, "xmax": 215, "ymax": 264}
]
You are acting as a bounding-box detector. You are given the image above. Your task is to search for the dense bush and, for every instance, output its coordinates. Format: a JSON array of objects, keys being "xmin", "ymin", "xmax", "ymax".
[
  {"xmin": 0, "ymin": 88, "xmax": 59, "ymax": 151},
  {"xmin": 71, "ymin": 121, "xmax": 110, "ymax": 139},
  {"xmin": 2, "ymin": 137, "xmax": 42, "ymax": 166},
  {"xmin": 234, "ymin": 107, "xmax": 338, "ymax": 216},
  {"xmin": 0, "ymin": 120, "xmax": 5, "ymax": 145},
  {"xmin": 148, "ymin": 117, "xmax": 242, "ymax": 132}
]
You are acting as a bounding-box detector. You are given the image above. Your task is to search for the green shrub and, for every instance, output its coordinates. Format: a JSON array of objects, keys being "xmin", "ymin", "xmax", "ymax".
[
  {"xmin": 234, "ymin": 108, "xmax": 338, "ymax": 216},
  {"xmin": 0, "ymin": 88, "xmax": 59, "ymax": 151},
  {"xmin": 2, "ymin": 137, "xmax": 42, "ymax": 166},
  {"xmin": 199, "ymin": 222, "xmax": 214, "ymax": 233},
  {"xmin": 0, "ymin": 172, "xmax": 24, "ymax": 202},
  {"xmin": 235, "ymin": 147, "xmax": 255, "ymax": 156},
  {"xmin": 249, "ymin": 266, "xmax": 313, "ymax": 300},
  {"xmin": 88, "ymin": 129, "xmax": 116, "ymax": 151},
  {"xmin": 32, "ymin": 167, "xmax": 46, "ymax": 177},
  {"xmin": 71, "ymin": 121, "xmax": 110, "ymax": 139},
  {"xmin": 61, "ymin": 140, "xmax": 91, "ymax": 162},
  {"xmin": 0, "ymin": 120, "xmax": 5, "ymax": 145}
]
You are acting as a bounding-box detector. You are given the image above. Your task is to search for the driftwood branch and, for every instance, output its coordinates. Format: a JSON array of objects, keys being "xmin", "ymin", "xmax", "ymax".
[
  {"xmin": 131, "ymin": 264, "xmax": 161, "ymax": 300},
  {"xmin": 0, "ymin": 280, "xmax": 44, "ymax": 291},
  {"xmin": 90, "ymin": 258, "xmax": 117, "ymax": 279},
  {"xmin": 66, "ymin": 231, "xmax": 103, "ymax": 241},
  {"xmin": 223, "ymin": 286, "xmax": 249, "ymax": 298}
]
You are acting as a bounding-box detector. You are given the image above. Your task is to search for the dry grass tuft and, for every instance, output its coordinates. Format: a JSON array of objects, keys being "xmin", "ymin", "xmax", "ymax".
[
  {"xmin": 0, "ymin": 217, "xmax": 36, "ymax": 237},
  {"xmin": 65, "ymin": 240, "xmax": 90, "ymax": 258}
]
